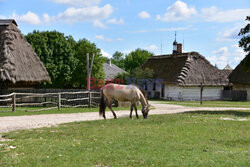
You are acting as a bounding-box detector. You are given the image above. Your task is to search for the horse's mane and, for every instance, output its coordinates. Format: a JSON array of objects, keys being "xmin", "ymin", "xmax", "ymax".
[{"xmin": 129, "ymin": 84, "xmax": 148, "ymax": 100}]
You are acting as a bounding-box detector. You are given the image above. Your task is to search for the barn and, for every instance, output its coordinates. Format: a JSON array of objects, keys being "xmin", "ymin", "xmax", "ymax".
[
  {"xmin": 0, "ymin": 19, "xmax": 50, "ymax": 92},
  {"xmin": 229, "ymin": 55, "xmax": 250, "ymax": 100},
  {"xmin": 142, "ymin": 41, "xmax": 229, "ymax": 101}
]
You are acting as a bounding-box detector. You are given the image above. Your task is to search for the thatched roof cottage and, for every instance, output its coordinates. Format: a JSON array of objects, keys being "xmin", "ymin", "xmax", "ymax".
[
  {"xmin": 229, "ymin": 55, "xmax": 250, "ymax": 100},
  {"xmin": 0, "ymin": 19, "xmax": 50, "ymax": 90},
  {"xmin": 142, "ymin": 41, "xmax": 229, "ymax": 100}
]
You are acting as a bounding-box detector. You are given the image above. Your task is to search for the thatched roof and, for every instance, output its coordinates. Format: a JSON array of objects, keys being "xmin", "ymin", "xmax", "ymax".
[
  {"xmin": 0, "ymin": 19, "xmax": 50, "ymax": 84},
  {"xmin": 229, "ymin": 55, "xmax": 250, "ymax": 84},
  {"xmin": 103, "ymin": 61, "xmax": 125, "ymax": 79},
  {"xmin": 142, "ymin": 52, "xmax": 228, "ymax": 86}
]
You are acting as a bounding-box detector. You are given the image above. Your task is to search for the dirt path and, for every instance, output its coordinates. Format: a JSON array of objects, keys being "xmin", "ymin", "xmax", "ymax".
[{"xmin": 0, "ymin": 101, "xmax": 249, "ymax": 133}]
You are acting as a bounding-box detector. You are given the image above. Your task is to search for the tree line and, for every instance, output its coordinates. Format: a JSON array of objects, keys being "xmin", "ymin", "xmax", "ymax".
[{"xmin": 25, "ymin": 30, "xmax": 154, "ymax": 88}]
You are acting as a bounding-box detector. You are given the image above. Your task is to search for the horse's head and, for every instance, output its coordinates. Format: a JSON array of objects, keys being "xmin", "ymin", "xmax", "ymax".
[{"xmin": 142, "ymin": 104, "xmax": 150, "ymax": 119}]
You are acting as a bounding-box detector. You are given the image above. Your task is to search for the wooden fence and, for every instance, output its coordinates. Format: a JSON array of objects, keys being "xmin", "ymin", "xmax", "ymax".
[
  {"xmin": 221, "ymin": 90, "xmax": 247, "ymax": 101},
  {"xmin": 0, "ymin": 91, "xmax": 100, "ymax": 112}
]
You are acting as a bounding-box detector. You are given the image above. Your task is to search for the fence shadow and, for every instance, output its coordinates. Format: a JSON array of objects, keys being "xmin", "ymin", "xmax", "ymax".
[{"xmin": 181, "ymin": 110, "xmax": 250, "ymax": 117}]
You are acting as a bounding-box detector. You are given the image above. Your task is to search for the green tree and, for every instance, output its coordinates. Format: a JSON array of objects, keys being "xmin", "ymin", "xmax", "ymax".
[
  {"xmin": 124, "ymin": 49, "xmax": 154, "ymax": 72},
  {"xmin": 25, "ymin": 30, "xmax": 78, "ymax": 88},
  {"xmin": 72, "ymin": 39, "xmax": 105, "ymax": 88},
  {"xmin": 238, "ymin": 16, "xmax": 250, "ymax": 70},
  {"xmin": 111, "ymin": 51, "xmax": 125, "ymax": 70}
]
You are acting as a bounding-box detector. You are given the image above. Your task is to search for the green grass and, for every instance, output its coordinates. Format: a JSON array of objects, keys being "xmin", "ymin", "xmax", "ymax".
[
  {"xmin": 151, "ymin": 100, "xmax": 250, "ymax": 108},
  {"xmin": 0, "ymin": 106, "xmax": 136, "ymax": 117},
  {"xmin": 0, "ymin": 111, "xmax": 249, "ymax": 167}
]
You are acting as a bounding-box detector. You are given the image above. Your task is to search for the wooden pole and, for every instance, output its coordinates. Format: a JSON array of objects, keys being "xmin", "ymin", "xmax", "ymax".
[
  {"xmin": 200, "ymin": 83, "xmax": 203, "ymax": 105},
  {"xmin": 88, "ymin": 91, "xmax": 91, "ymax": 108},
  {"xmin": 86, "ymin": 53, "xmax": 90, "ymax": 90},
  {"xmin": 86, "ymin": 53, "xmax": 95, "ymax": 91},
  {"xmin": 12, "ymin": 93, "xmax": 16, "ymax": 112},
  {"xmin": 58, "ymin": 93, "xmax": 61, "ymax": 110}
]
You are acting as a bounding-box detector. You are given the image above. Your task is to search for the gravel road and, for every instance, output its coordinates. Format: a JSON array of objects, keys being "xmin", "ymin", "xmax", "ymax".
[{"xmin": 0, "ymin": 101, "xmax": 249, "ymax": 133}]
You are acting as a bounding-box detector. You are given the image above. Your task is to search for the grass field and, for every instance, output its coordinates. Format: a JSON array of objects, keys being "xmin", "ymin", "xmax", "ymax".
[
  {"xmin": 0, "ymin": 110, "xmax": 249, "ymax": 167},
  {"xmin": 153, "ymin": 100, "xmax": 250, "ymax": 108},
  {"xmin": 0, "ymin": 106, "xmax": 140, "ymax": 117}
]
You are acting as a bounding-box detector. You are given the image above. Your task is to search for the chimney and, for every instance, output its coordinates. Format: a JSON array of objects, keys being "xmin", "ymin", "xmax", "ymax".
[
  {"xmin": 177, "ymin": 43, "xmax": 182, "ymax": 53},
  {"xmin": 108, "ymin": 59, "xmax": 112, "ymax": 66}
]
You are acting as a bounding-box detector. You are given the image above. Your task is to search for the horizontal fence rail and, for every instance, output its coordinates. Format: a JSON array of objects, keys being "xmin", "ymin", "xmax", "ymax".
[{"xmin": 0, "ymin": 90, "xmax": 100, "ymax": 112}]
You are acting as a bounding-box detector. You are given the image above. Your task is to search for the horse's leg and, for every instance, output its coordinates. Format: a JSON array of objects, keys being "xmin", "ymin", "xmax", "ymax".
[
  {"xmin": 103, "ymin": 112, "xmax": 106, "ymax": 119},
  {"xmin": 129, "ymin": 103, "xmax": 133, "ymax": 119},
  {"xmin": 134, "ymin": 103, "xmax": 139, "ymax": 119},
  {"xmin": 108, "ymin": 99, "xmax": 117, "ymax": 119}
]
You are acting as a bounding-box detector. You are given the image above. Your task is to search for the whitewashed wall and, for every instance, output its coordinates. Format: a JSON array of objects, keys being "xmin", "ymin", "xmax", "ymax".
[
  {"xmin": 233, "ymin": 85, "xmax": 250, "ymax": 101},
  {"xmin": 146, "ymin": 85, "xmax": 162, "ymax": 98},
  {"xmin": 163, "ymin": 84, "xmax": 223, "ymax": 101}
]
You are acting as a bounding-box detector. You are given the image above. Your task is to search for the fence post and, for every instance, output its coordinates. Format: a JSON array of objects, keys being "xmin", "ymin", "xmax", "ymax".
[
  {"xmin": 88, "ymin": 91, "xmax": 91, "ymax": 108},
  {"xmin": 58, "ymin": 93, "xmax": 61, "ymax": 110},
  {"xmin": 12, "ymin": 93, "xmax": 16, "ymax": 112},
  {"xmin": 200, "ymin": 83, "xmax": 203, "ymax": 105}
]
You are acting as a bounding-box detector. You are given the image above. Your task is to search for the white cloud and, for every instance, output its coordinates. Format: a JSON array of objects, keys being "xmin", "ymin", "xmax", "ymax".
[
  {"xmin": 208, "ymin": 45, "xmax": 246, "ymax": 69},
  {"xmin": 101, "ymin": 49, "xmax": 112, "ymax": 58},
  {"xmin": 54, "ymin": 4, "xmax": 113, "ymax": 24},
  {"xmin": 107, "ymin": 18, "xmax": 124, "ymax": 24},
  {"xmin": 8, "ymin": 4, "xmax": 113, "ymax": 27},
  {"xmin": 12, "ymin": 11, "xmax": 42, "ymax": 25},
  {"xmin": 95, "ymin": 35, "xmax": 105, "ymax": 40},
  {"xmin": 0, "ymin": 15, "xmax": 6, "ymax": 19},
  {"xmin": 231, "ymin": 44, "xmax": 246, "ymax": 67},
  {"xmin": 138, "ymin": 11, "xmax": 151, "ymax": 19},
  {"xmin": 117, "ymin": 38, "xmax": 123, "ymax": 41},
  {"xmin": 217, "ymin": 25, "xmax": 242, "ymax": 42},
  {"xmin": 95, "ymin": 35, "xmax": 112, "ymax": 41},
  {"xmin": 145, "ymin": 45, "xmax": 158, "ymax": 51},
  {"xmin": 128, "ymin": 25, "xmax": 193, "ymax": 33},
  {"xmin": 122, "ymin": 50, "xmax": 131, "ymax": 54},
  {"xmin": 208, "ymin": 47, "xmax": 229, "ymax": 69},
  {"xmin": 43, "ymin": 13, "xmax": 50, "ymax": 23},
  {"xmin": 201, "ymin": 6, "xmax": 250, "ymax": 22},
  {"xmin": 95, "ymin": 35, "xmax": 123, "ymax": 42},
  {"xmin": 212, "ymin": 47, "xmax": 229, "ymax": 57},
  {"xmin": 50, "ymin": 0, "xmax": 100, "ymax": 7},
  {"xmin": 157, "ymin": 0, "xmax": 197, "ymax": 22},
  {"xmin": 93, "ymin": 20, "xmax": 106, "ymax": 29}
]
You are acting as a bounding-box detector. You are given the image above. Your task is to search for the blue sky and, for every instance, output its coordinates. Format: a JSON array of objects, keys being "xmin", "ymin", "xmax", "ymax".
[{"xmin": 0, "ymin": 0, "xmax": 249, "ymax": 69}]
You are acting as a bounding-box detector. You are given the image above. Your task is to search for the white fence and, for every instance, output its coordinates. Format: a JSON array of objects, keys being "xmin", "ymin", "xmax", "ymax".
[{"xmin": 0, "ymin": 91, "xmax": 100, "ymax": 112}]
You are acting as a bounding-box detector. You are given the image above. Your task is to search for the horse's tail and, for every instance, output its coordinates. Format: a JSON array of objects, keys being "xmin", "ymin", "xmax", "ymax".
[{"xmin": 99, "ymin": 89, "xmax": 106, "ymax": 118}]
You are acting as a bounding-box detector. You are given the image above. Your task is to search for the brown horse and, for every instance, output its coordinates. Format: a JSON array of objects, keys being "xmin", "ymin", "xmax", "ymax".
[{"xmin": 99, "ymin": 83, "xmax": 150, "ymax": 119}]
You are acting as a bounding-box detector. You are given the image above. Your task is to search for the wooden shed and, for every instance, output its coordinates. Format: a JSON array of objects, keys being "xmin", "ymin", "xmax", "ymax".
[{"xmin": 0, "ymin": 19, "xmax": 50, "ymax": 91}]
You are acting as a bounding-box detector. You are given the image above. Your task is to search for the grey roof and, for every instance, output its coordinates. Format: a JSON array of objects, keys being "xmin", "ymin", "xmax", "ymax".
[
  {"xmin": 103, "ymin": 63, "xmax": 125, "ymax": 79},
  {"xmin": 0, "ymin": 19, "xmax": 17, "ymax": 26},
  {"xmin": 223, "ymin": 64, "xmax": 233, "ymax": 70}
]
